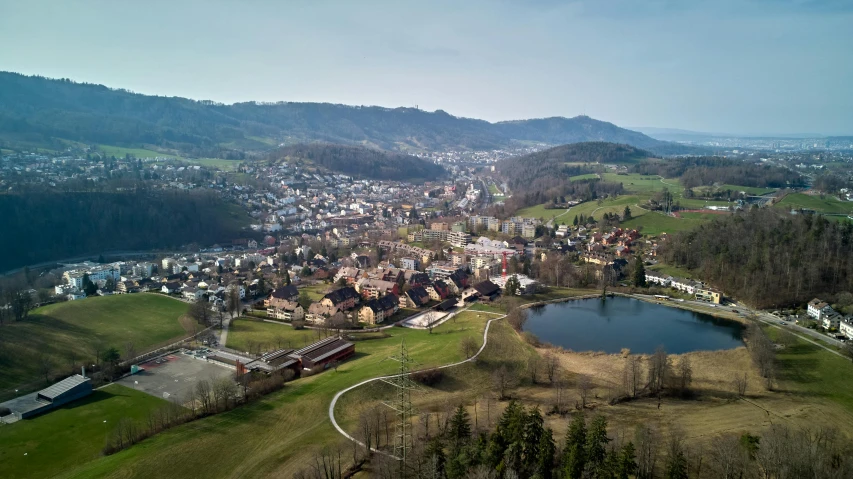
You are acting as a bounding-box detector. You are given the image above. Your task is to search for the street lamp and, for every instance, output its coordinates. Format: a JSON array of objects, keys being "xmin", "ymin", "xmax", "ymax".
[{"xmin": 15, "ymin": 389, "xmax": 19, "ymax": 397}]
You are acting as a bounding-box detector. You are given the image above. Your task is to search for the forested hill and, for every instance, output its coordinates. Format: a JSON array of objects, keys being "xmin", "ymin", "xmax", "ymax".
[
  {"xmin": 661, "ymin": 209, "xmax": 853, "ymax": 308},
  {"xmin": 497, "ymin": 142, "xmax": 652, "ymax": 191},
  {"xmin": 0, "ymin": 190, "xmax": 250, "ymax": 272},
  {"xmin": 0, "ymin": 72, "xmax": 694, "ymax": 156},
  {"xmin": 267, "ymin": 144, "xmax": 446, "ymax": 182}
]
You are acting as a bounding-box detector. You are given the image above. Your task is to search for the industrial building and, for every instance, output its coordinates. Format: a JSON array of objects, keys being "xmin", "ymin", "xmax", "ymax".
[{"xmin": 0, "ymin": 374, "xmax": 92, "ymax": 422}]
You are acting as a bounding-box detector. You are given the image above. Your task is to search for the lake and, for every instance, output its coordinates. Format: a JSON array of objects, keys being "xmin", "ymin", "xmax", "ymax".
[{"xmin": 523, "ymin": 297, "xmax": 744, "ymax": 354}]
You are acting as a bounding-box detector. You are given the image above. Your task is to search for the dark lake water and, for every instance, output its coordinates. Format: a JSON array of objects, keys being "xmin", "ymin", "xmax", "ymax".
[{"xmin": 523, "ymin": 297, "xmax": 744, "ymax": 354}]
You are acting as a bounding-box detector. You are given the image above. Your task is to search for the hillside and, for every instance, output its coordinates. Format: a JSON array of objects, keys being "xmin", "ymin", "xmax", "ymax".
[
  {"xmin": 0, "ymin": 294, "xmax": 189, "ymax": 392},
  {"xmin": 0, "ymin": 72, "xmax": 694, "ymax": 156},
  {"xmin": 497, "ymin": 142, "xmax": 652, "ymax": 191},
  {"xmin": 267, "ymin": 143, "xmax": 446, "ymax": 182},
  {"xmin": 0, "ymin": 190, "xmax": 249, "ymax": 271}
]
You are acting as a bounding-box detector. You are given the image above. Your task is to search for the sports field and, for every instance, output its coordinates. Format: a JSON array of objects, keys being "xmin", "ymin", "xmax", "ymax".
[
  {"xmin": 226, "ymin": 319, "xmax": 318, "ymax": 353},
  {"xmin": 0, "ymin": 294, "xmax": 190, "ymax": 393},
  {"xmin": 59, "ymin": 310, "xmax": 490, "ymax": 478},
  {"xmin": 0, "ymin": 384, "xmax": 167, "ymax": 479}
]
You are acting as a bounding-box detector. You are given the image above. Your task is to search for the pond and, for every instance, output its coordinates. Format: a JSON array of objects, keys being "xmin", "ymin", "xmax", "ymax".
[{"xmin": 523, "ymin": 297, "xmax": 744, "ymax": 354}]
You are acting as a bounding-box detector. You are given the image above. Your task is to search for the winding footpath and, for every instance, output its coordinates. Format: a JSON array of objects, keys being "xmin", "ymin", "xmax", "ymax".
[{"xmin": 327, "ymin": 310, "xmax": 506, "ymax": 458}]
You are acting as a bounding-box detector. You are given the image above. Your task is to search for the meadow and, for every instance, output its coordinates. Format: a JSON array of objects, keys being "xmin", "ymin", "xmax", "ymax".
[
  {"xmin": 0, "ymin": 294, "xmax": 190, "ymax": 394},
  {"xmin": 775, "ymin": 192, "xmax": 853, "ymax": 215},
  {"xmin": 97, "ymin": 144, "xmax": 178, "ymax": 159},
  {"xmin": 0, "ymin": 384, "xmax": 167, "ymax": 479}
]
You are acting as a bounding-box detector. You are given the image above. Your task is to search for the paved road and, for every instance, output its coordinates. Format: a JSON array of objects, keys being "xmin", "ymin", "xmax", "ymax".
[{"xmin": 328, "ymin": 310, "xmax": 506, "ymax": 459}]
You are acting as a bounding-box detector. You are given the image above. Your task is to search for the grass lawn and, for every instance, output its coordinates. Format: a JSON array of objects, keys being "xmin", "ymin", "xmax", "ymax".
[
  {"xmin": 768, "ymin": 328, "xmax": 853, "ymax": 413},
  {"xmin": 708, "ymin": 184, "xmax": 776, "ymax": 195},
  {"xmin": 622, "ymin": 211, "xmax": 707, "ymax": 235},
  {"xmin": 226, "ymin": 319, "xmax": 318, "ymax": 353},
  {"xmin": 775, "ymin": 193, "xmax": 853, "ymax": 215},
  {"xmin": 570, "ymin": 173, "xmax": 599, "ymax": 181},
  {"xmin": 0, "ymin": 294, "xmax": 190, "ymax": 394},
  {"xmin": 300, "ymin": 283, "xmax": 332, "ymax": 302},
  {"xmin": 648, "ymin": 262, "xmax": 695, "ymax": 279},
  {"xmin": 515, "ymin": 203, "xmax": 570, "ymax": 222},
  {"xmin": 180, "ymin": 158, "xmax": 240, "ymax": 171},
  {"xmin": 60, "ymin": 311, "xmax": 490, "ymax": 478},
  {"xmin": 0, "ymin": 384, "xmax": 168, "ymax": 479},
  {"xmin": 97, "ymin": 144, "xmax": 178, "ymax": 159},
  {"xmin": 601, "ymin": 172, "xmax": 680, "ymax": 192},
  {"xmin": 488, "ymin": 184, "xmax": 502, "ymax": 196}
]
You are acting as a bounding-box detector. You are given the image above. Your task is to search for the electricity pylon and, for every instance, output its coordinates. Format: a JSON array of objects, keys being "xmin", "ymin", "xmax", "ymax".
[{"xmin": 380, "ymin": 340, "xmax": 419, "ymax": 475}]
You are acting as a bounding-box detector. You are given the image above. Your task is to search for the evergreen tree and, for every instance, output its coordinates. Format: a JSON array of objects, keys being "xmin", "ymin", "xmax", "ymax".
[
  {"xmin": 573, "ymin": 215, "xmax": 579, "ymax": 226},
  {"xmin": 617, "ymin": 442, "xmax": 637, "ymax": 479},
  {"xmin": 623, "ymin": 206, "xmax": 632, "ymax": 220},
  {"xmin": 536, "ymin": 426, "xmax": 556, "ymax": 479},
  {"xmin": 82, "ymin": 273, "xmax": 98, "ymax": 296},
  {"xmin": 504, "ymin": 275, "xmax": 520, "ymax": 296},
  {"xmin": 665, "ymin": 450, "xmax": 688, "ymax": 479},
  {"xmin": 425, "ymin": 438, "xmax": 447, "ymax": 478},
  {"xmin": 562, "ymin": 414, "xmax": 587, "ymax": 479},
  {"xmin": 633, "ymin": 257, "xmax": 647, "ymax": 287},
  {"xmin": 585, "ymin": 415, "xmax": 611, "ymax": 476},
  {"xmin": 283, "ymin": 269, "xmax": 291, "ymax": 286},
  {"xmin": 521, "ymin": 408, "xmax": 545, "ymax": 475},
  {"xmin": 448, "ymin": 404, "xmax": 472, "ymax": 449}
]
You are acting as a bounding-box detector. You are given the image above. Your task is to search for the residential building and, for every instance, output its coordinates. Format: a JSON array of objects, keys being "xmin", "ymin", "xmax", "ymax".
[
  {"xmin": 358, "ymin": 294, "xmax": 399, "ymax": 325},
  {"xmin": 807, "ymin": 298, "xmax": 835, "ymax": 321}
]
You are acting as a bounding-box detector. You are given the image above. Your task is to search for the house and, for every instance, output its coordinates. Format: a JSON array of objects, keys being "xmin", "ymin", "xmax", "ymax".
[
  {"xmin": 355, "ymin": 278, "xmax": 398, "ymax": 299},
  {"xmin": 265, "ymin": 285, "xmax": 299, "ymax": 308},
  {"xmin": 426, "ymin": 280, "xmax": 450, "ymax": 301},
  {"xmin": 401, "ymin": 286, "xmax": 430, "ymax": 308},
  {"xmin": 321, "ymin": 287, "xmax": 360, "ymax": 311},
  {"xmin": 358, "ymin": 294, "xmax": 400, "ymax": 325},
  {"xmin": 807, "ymin": 298, "xmax": 835, "ymax": 322},
  {"xmin": 267, "ymin": 300, "xmax": 305, "ymax": 322},
  {"xmin": 401, "ymin": 257, "xmax": 420, "ymax": 270},
  {"xmin": 161, "ymin": 282, "xmax": 181, "ymax": 294},
  {"xmin": 839, "ymin": 318, "xmax": 853, "ymax": 339},
  {"xmin": 226, "ymin": 282, "xmax": 246, "ymax": 299},
  {"xmin": 645, "ymin": 273, "xmax": 672, "ymax": 287},
  {"xmin": 408, "ymin": 272, "xmax": 431, "ymax": 287},
  {"xmin": 333, "ymin": 267, "xmax": 361, "ymax": 285},
  {"xmin": 694, "ymin": 287, "xmax": 721, "ymax": 304},
  {"xmin": 182, "ymin": 288, "xmax": 204, "ymax": 301},
  {"xmin": 822, "ymin": 313, "xmax": 842, "ymax": 331},
  {"xmin": 473, "ymin": 280, "xmax": 501, "ymax": 301}
]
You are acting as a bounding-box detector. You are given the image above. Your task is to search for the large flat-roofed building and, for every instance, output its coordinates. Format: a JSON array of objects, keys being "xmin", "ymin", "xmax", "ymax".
[{"xmin": 0, "ymin": 374, "xmax": 92, "ymax": 421}]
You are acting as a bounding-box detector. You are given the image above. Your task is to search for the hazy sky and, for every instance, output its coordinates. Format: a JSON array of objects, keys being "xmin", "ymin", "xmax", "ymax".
[{"xmin": 1, "ymin": 0, "xmax": 851, "ymax": 135}]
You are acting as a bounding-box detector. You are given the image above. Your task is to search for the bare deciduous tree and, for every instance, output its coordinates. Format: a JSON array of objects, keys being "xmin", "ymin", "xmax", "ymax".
[
  {"xmin": 733, "ymin": 372, "xmax": 748, "ymax": 397},
  {"xmin": 622, "ymin": 355, "xmax": 643, "ymax": 398},
  {"xmin": 460, "ymin": 336, "xmax": 478, "ymax": 359},
  {"xmin": 544, "ymin": 353, "xmax": 559, "ymax": 384},
  {"xmin": 577, "ymin": 373, "xmax": 592, "ymax": 409},
  {"xmin": 492, "ymin": 365, "xmax": 516, "ymax": 400}
]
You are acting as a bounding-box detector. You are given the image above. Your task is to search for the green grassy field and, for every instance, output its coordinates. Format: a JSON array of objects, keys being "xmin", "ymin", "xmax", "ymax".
[
  {"xmin": 569, "ymin": 173, "xmax": 599, "ymax": 181},
  {"xmin": 715, "ymin": 184, "xmax": 776, "ymax": 195},
  {"xmin": 488, "ymin": 184, "xmax": 503, "ymax": 196},
  {"xmin": 180, "ymin": 158, "xmax": 241, "ymax": 171},
  {"xmin": 647, "ymin": 262, "xmax": 695, "ymax": 279},
  {"xmin": 0, "ymin": 295, "xmax": 190, "ymax": 393},
  {"xmin": 60, "ymin": 310, "xmax": 491, "ymax": 478},
  {"xmin": 226, "ymin": 319, "xmax": 319, "ymax": 353},
  {"xmin": 97, "ymin": 145, "xmax": 178, "ymax": 159},
  {"xmin": 776, "ymin": 193, "xmax": 853, "ymax": 215},
  {"xmin": 768, "ymin": 328, "xmax": 853, "ymax": 413},
  {"xmin": 515, "ymin": 203, "xmax": 570, "ymax": 222},
  {"xmin": 0, "ymin": 384, "xmax": 167, "ymax": 479}
]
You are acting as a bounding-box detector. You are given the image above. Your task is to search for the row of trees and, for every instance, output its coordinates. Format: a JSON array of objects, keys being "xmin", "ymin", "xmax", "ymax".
[{"xmin": 631, "ymin": 157, "xmax": 804, "ymax": 189}]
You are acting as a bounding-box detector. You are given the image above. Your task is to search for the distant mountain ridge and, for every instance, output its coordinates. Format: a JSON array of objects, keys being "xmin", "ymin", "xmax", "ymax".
[{"xmin": 0, "ymin": 71, "xmax": 697, "ymax": 156}]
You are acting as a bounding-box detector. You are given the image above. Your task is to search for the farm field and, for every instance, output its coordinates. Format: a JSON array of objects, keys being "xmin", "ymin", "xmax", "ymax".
[
  {"xmin": 0, "ymin": 384, "xmax": 168, "ymax": 479},
  {"xmin": 515, "ymin": 203, "xmax": 570, "ymax": 222},
  {"xmin": 181, "ymin": 158, "xmax": 240, "ymax": 171},
  {"xmin": 569, "ymin": 173, "xmax": 599, "ymax": 181},
  {"xmin": 60, "ymin": 310, "xmax": 491, "ymax": 478},
  {"xmin": 97, "ymin": 144, "xmax": 179, "ymax": 159},
  {"xmin": 0, "ymin": 294, "xmax": 190, "ymax": 394},
  {"xmin": 775, "ymin": 192, "xmax": 853, "ymax": 215},
  {"xmin": 696, "ymin": 184, "xmax": 777, "ymax": 195}
]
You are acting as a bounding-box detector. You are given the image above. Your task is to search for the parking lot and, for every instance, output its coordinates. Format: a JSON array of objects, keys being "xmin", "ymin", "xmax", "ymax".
[{"xmin": 116, "ymin": 350, "xmax": 234, "ymax": 401}]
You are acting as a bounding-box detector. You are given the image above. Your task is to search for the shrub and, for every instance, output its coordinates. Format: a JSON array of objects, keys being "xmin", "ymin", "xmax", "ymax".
[{"xmin": 411, "ymin": 369, "xmax": 444, "ymax": 386}]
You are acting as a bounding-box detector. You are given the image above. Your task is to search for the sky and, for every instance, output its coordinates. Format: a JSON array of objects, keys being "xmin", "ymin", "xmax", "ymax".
[{"xmin": 1, "ymin": 0, "xmax": 851, "ymax": 136}]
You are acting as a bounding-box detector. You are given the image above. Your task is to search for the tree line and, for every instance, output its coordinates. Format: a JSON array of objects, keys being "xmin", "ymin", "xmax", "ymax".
[
  {"xmin": 631, "ymin": 157, "xmax": 804, "ymax": 189},
  {"xmin": 0, "ymin": 188, "xmax": 247, "ymax": 271}
]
